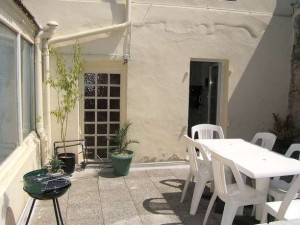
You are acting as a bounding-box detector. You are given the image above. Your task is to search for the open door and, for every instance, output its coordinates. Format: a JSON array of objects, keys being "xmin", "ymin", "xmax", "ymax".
[{"xmin": 188, "ymin": 61, "xmax": 226, "ymax": 136}]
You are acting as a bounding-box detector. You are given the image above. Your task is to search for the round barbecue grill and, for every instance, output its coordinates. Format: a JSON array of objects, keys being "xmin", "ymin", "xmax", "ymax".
[{"xmin": 23, "ymin": 169, "xmax": 71, "ymax": 225}]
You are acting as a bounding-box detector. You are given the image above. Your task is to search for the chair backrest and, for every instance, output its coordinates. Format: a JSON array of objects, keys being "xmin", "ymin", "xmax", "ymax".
[
  {"xmin": 251, "ymin": 132, "xmax": 277, "ymax": 150},
  {"xmin": 183, "ymin": 135, "xmax": 212, "ymax": 176},
  {"xmin": 285, "ymin": 144, "xmax": 300, "ymax": 159},
  {"xmin": 277, "ymin": 175, "xmax": 300, "ymax": 220},
  {"xmin": 273, "ymin": 144, "xmax": 300, "ymax": 183},
  {"xmin": 210, "ymin": 152, "xmax": 247, "ymax": 199},
  {"xmin": 191, "ymin": 124, "xmax": 224, "ymax": 140}
]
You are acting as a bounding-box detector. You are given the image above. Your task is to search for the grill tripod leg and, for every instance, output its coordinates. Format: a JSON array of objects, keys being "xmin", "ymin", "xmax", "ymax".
[
  {"xmin": 25, "ymin": 198, "xmax": 36, "ymax": 225},
  {"xmin": 56, "ymin": 198, "xmax": 64, "ymax": 225},
  {"xmin": 53, "ymin": 198, "xmax": 64, "ymax": 225}
]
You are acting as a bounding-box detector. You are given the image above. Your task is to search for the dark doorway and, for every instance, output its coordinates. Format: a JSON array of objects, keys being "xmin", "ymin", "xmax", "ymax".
[{"xmin": 188, "ymin": 61, "xmax": 220, "ymax": 136}]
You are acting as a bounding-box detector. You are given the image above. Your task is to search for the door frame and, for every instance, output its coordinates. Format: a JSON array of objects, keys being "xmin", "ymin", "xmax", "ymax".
[
  {"xmin": 79, "ymin": 60, "xmax": 127, "ymax": 162},
  {"xmin": 189, "ymin": 58, "xmax": 229, "ymax": 136}
]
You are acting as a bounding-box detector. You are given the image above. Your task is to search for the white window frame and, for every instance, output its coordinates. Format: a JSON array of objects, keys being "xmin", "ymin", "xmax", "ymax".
[{"xmin": 0, "ymin": 18, "xmax": 35, "ymax": 164}]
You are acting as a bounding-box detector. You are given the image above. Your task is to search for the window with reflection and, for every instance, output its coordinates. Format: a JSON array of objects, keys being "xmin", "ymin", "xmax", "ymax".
[{"xmin": 0, "ymin": 22, "xmax": 35, "ymax": 164}]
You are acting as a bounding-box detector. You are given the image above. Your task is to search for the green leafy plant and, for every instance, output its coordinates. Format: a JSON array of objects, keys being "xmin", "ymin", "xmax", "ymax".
[
  {"xmin": 46, "ymin": 43, "xmax": 84, "ymax": 156},
  {"xmin": 271, "ymin": 113, "xmax": 297, "ymax": 141},
  {"xmin": 47, "ymin": 155, "xmax": 64, "ymax": 173},
  {"xmin": 109, "ymin": 121, "xmax": 139, "ymax": 155}
]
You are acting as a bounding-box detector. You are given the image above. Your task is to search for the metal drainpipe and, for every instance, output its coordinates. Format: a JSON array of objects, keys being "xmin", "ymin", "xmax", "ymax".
[
  {"xmin": 35, "ymin": 22, "xmax": 58, "ymax": 165},
  {"xmin": 35, "ymin": 30, "xmax": 48, "ymax": 166},
  {"xmin": 44, "ymin": 44, "xmax": 51, "ymax": 155},
  {"xmin": 48, "ymin": 0, "xmax": 131, "ymax": 45}
]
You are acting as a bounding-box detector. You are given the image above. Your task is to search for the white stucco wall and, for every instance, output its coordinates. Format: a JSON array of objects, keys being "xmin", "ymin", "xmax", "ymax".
[
  {"xmin": 128, "ymin": 1, "xmax": 293, "ymax": 162},
  {"xmin": 23, "ymin": 0, "xmax": 294, "ymax": 163},
  {"xmin": 0, "ymin": 133, "xmax": 40, "ymax": 225}
]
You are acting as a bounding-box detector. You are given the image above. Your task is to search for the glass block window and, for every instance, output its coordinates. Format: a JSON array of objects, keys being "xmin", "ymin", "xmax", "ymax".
[{"xmin": 83, "ymin": 73, "xmax": 121, "ymax": 160}]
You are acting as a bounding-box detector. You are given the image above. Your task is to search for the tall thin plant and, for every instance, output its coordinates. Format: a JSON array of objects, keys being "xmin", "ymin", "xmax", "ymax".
[{"xmin": 47, "ymin": 43, "xmax": 84, "ymax": 156}]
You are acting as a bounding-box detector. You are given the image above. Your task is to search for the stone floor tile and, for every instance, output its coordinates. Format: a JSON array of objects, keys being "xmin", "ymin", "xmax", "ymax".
[
  {"xmin": 124, "ymin": 170, "xmax": 149, "ymax": 179},
  {"xmin": 135, "ymin": 197, "xmax": 175, "ymax": 215},
  {"xmin": 139, "ymin": 214, "xmax": 182, "ymax": 225},
  {"xmin": 68, "ymin": 190, "xmax": 100, "ymax": 205},
  {"xmin": 151, "ymin": 177, "xmax": 183, "ymax": 193},
  {"xmin": 71, "ymin": 167, "xmax": 100, "ymax": 180},
  {"xmin": 66, "ymin": 218, "xmax": 104, "ymax": 225},
  {"xmin": 146, "ymin": 168, "xmax": 175, "ymax": 178},
  {"xmin": 169, "ymin": 167, "xmax": 190, "ymax": 180},
  {"xmin": 129, "ymin": 187, "xmax": 163, "ymax": 203},
  {"xmin": 69, "ymin": 178, "xmax": 99, "ymax": 194},
  {"xmin": 125, "ymin": 177, "xmax": 156, "ymax": 190},
  {"xmin": 98, "ymin": 176, "xmax": 127, "ymax": 191},
  {"xmin": 100, "ymin": 188, "xmax": 132, "ymax": 203},
  {"xmin": 66, "ymin": 203, "xmax": 103, "ymax": 221},
  {"xmin": 102, "ymin": 200, "xmax": 142, "ymax": 225}
]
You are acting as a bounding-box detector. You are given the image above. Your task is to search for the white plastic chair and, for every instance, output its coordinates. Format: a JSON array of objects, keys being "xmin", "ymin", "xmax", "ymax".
[
  {"xmin": 249, "ymin": 132, "xmax": 277, "ymax": 216},
  {"xmin": 191, "ymin": 124, "xmax": 224, "ymax": 140},
  {"xmin": 261, "ymin": 175, "xmax": 300, "ymax": 223},
  {"xmin": 203, "ymin": 152, "xmax": 266, "ymax": 225},
  {"xmin": 180, "ymin": 135, "xmax": 214, "ymax": 215},
  {"xmin": 251, "ymin": 132, "xmax": 277, "ymax": 150},
  {"xmin": 268, "ymin": 144, "xmax": 300, "ymax": 201}
]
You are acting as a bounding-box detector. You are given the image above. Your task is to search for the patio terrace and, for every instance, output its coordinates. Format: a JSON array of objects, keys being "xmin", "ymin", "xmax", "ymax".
[{"xmin": 24, "ymin": 164, "xmax": 297, "ymax": 225}]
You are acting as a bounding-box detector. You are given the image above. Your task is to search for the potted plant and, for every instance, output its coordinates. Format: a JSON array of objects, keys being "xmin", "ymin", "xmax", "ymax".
[
  {"xmin": 108, "ymin": 121, "xmax": 139, "ymax": 176},
  {"xmin": 46, "ymin": 155, "xmax": 64, "ymax": 175},
  {"xmin": 47, "ymin": 43, "xmax": 84, "ymax": 174},
  {"xmin": 271, "ymin": 113, "xmax": 298, "ymax": 154}
]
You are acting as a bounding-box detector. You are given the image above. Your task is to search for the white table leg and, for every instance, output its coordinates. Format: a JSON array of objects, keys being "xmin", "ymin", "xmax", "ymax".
[{"xmin": 255, "ymin": 178, "xmax": 270, "ymax": 221}]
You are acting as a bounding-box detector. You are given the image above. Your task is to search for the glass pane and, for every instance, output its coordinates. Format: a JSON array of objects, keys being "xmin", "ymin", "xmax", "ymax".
[
  {"xmin": 86, "ymin": 148, "xmax": 94, "ymax": 159},
  {"xmin": 110, "ymin": 86, "xmax": 120, "ymax": 97},
  {"xmin": 85, "ymin": 112, "xmax": 95, "ymax": 122},
  {"xmin": 110, "ymin": 112, "xmax": 120, "ymax": 121},
  {"xmin": 108, "ymin": 135, "xmax": 117, "ymax": 146},
  {"xmin": 85, "ymin": 124, "xmax": 95, "ymax": 134},
  {"xmin": 85, "ymin": 136, "xmax": 95, "ymax": 146},
  {"xmin": 21, "ymin": 38, "xmax": 34, "ymax": 138},
  {"xmin": 97, "ymin": 86, "xmax": 107, "ymax": 97},
  {"xmin": 84, "ymin": 86, "xmax": 95, "ymax": 97},
  {"xmin": 97, "ymin": 136, "xmax": 107, "ymax": 146},
  {"xmin": 97, "ymin": 148, "xmax": 107, "ymax": 158},
  {"xmin": 110, "ymin": 99, "xmax": 120, "ymax": 109},
  {"xmin": 84, "ymin": 73, "xmax": 95, "ymax": 84},
  {"xmin": 97, "ymin": 73, "xmax": 108, "ymax": 84},
  {"xmin": 110, "ymin": 124, "xmax": 120, "ymax": 134},
  {"xmin": 97, "ymin": 124, "xmax": 107, "ymax": 134},
  {"xmin": 110, "ymin": 74, "xmax": 120, "ymax": 84},
  {"xmin": 84, "ymin": 99, "xmax": 95, "ymax": 109},
  {"xmin": 0, "ymin": 22, "xmax": 18, "ymax": 162},
  {"xmin": 97, "ymin": 99, "xmax": 107, "ymax": 109},
  {"xmin": 97, "ymin": 112, "xmax": 107, "ymax": 121}
]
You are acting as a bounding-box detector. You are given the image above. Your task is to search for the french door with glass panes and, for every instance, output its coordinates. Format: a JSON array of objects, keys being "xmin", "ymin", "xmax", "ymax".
[{"xmin": 83, "ymin": 73, "xmax": 120, "ymax": 161}]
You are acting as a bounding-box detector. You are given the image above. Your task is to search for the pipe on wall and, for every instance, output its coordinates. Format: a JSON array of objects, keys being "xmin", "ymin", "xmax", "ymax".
[
  {"xmin": 48, "ymin": 0, "xmax": 131, "ymax": 45},
  {"xmin": 35, "ymin": 31, "xmax": 48, "ymax": 165},
  {"xmin": 35, "ymin": 21, "xmax": 58, "ymax": 163}
]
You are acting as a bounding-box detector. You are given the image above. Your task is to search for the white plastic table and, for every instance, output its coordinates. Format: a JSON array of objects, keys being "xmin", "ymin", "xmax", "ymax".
[{"xmin": 198, "ymin": 139, "xmax": 300, "ymax": 220}]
